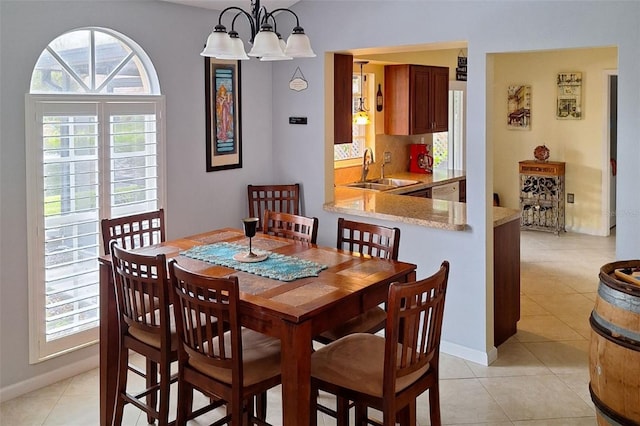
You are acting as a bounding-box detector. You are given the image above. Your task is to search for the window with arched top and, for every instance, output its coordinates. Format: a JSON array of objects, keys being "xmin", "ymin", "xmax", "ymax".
[
  {"xmin": 30, "ymin": 28, "xmax": 160, "ymax": 95},
  {"xmin": 26, "ymin": 28, "xmax": 165, "ymax": 362}
]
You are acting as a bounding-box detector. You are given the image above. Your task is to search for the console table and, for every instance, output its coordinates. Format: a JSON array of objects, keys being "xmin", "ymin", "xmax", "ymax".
[{"xmin": 519, "ymin": 160, "xmax": 565, "ymax": 235}]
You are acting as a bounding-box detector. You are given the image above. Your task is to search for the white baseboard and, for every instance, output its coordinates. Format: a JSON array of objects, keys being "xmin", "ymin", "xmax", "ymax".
[
  {"xmin": 440, "ymin": 339, "xmax": 498, "ymax": 366},
  {"xmin": 0, "ymin": 354, "xmax": 99, "ymax": 403},
  {"xmin": 565, "ymin": 225, "xmax": 609, "ymax": 237}
]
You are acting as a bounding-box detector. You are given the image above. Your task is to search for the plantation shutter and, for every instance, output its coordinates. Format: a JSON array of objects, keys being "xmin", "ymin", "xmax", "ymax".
[{"xmin": 27, "ymin": 96, "xmax": 164, "ymax": 362}]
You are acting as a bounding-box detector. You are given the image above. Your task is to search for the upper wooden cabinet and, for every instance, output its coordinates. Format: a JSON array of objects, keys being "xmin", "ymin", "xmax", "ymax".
[
  {"xmin": 334, "ymin": 53, "xmax": 353, "ymax": 144},
  {"xmin": 384, "ymin": 64, "xmax": 449, "ymax": 135}
]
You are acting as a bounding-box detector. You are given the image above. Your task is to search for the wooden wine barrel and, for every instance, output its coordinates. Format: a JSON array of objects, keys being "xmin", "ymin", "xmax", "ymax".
[{"xmin": 589, "ymin": 260, "xmax": 640, "ymax": 426}]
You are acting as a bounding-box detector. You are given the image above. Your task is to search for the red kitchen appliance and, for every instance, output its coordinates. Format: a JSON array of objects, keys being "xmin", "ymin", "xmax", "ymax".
[{"xmin": 409, "ymin": 143, "xmax": 433, "ymax": 174}]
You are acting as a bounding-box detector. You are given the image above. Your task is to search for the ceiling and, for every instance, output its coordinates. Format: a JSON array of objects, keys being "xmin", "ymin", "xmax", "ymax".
[
  {"xmin": 159, "ymin": 0, "xmax": 467, "ymax": 58},
  {"xmin": 158, "ymin": 0, "xmax": 300, "ymax": 11}
]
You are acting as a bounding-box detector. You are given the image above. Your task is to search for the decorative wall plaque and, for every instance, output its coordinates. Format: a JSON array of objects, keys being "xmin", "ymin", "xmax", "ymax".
[
  {"xmin": 289, "ymin": 66, "xmax": 308, "ymax": 91},
  {"xmin": 456, "ymin": 50, "xmax": 467, "ymax": 81}
]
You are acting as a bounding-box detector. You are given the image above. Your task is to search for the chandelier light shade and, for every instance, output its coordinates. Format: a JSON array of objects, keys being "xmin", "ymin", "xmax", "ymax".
[
  {"xmin": 217, "ymin": 31, "xmax": 250, "ymax": 60},
  {"xmin": 248, "ymin": 23, "xmax": 281, "ymax": 57},
  {"xmin": 201, "ymin": 25, "xmax": 234, "ymax": 58},
  {"xmin": 353, "ymin": 61, "xmax": 370, "ymax": 125},
  {"xmin": 201, "ymin": 0, "xmax": 316, "ymax": 61},
  {"xmin": 260, "ymin": 34, "xmax": 292, "ymax": 61},
  {"xmin": 284, "ymin": 27, "xmax": 316, "ymax": 57}
]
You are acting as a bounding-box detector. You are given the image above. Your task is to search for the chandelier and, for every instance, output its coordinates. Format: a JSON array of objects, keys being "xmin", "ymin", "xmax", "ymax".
[{"xmin": 200, "ymin": 0, "xmax": 316, "ymax": 61}]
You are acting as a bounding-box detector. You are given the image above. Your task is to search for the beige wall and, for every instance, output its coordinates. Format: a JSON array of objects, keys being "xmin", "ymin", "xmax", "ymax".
[{"xmin": 490, "ymin": 47, "xmax": 617, "ymax": 235}]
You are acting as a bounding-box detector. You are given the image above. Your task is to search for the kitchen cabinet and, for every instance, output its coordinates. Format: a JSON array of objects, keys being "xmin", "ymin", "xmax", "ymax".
[
  {"xmin": 494, "ymin": 217, "xmax": 520, "ymax": 346},
  {"xmin": 404, "ymin": 179, "xmax": 466, "ymax": 203},
  {"xmin": 458, "ymin": 179, "xmax": 466, "ymax": 203},
  {"xmin": 519, "ymin": 161, "xmax": 565, "ymax": 234},
  {"xmin": 431, "ymin": 181, "xmax": 460, "ymax": 201},
  {"xmin": 334, "ymin": 53, "xmax": 353, "ymax": 144},
  {"xmin": 384, "ymin": 64, "xmax": 449, "ymax": 135},
  {"xmin": 405, "ymin": 188, "xmax": 432, "ymax": 198}
]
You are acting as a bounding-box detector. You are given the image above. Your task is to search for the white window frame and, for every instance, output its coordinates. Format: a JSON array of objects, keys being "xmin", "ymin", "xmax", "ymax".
[
  {"xmin": 448, "ymin": 81, "xmax": 466, "ymax": 171},
  {"xmin": 433, "ymin": 81, "xmax": 466, "ymax": 171},
  {"xmin": 25, "ymin": 94, "xmax": 166, "ymax": 362}
]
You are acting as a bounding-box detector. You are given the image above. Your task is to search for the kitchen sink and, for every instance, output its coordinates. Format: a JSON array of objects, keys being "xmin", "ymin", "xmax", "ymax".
[
  {"xmin": 345, "ymin": 182, "xmax": 396, "ymax": 191},
  {"xmin": 344, "ymin": 178, "xmax": 421, "ymax": 191},
  {"xmin": 369, "ymin": 178, "xmax": 421, "ymax": 187}
]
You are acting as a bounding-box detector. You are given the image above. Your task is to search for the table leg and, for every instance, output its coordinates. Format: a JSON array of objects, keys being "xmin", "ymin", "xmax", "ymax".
[
  {"xmin": 99, "ymin": 261, "xmax": 118, "ymax": 426},
  {"xmin": 280, "ymin": 320, "xmax": 312, "ymax": 426}
]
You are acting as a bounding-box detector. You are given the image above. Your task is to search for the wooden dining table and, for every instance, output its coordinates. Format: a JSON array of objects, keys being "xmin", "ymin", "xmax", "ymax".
[{"xmin": 99, "ymin": 228, "xmax": 417, "ymax": 426}]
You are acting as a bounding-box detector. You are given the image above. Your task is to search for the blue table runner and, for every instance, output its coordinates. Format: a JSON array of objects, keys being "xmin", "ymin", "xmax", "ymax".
[{"xmin": 180, "ymin": 242, "xmax": 328, "ymax": 282}]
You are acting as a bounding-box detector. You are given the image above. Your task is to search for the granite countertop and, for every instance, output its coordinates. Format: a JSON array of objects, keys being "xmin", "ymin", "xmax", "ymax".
[
  {"xmin": 493, "ymin": 205, "xmax": 522, "ymax": 227},
  {"xmin": 326, "ymin": 187, "xmax": 467, "ymax": 230},
  {"xmin": 325, "ymin": 171, "xmax": 520, "ymax": 231}
]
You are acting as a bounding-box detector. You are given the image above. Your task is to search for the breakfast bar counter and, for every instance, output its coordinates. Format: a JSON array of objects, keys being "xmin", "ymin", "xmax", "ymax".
[
  {"xmin": 325, "ymin": 185, "xmax": 520, "ymax": 231},
  {"xmin": 326, "ymin": 187, "xmax": 467, "ymax": 230},
  {"xmin": 324, "ymin": 184, "xmax": 522, "ymax": 346}
]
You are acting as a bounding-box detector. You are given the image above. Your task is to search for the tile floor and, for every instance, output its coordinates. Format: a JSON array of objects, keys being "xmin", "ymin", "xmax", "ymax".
[{"xmin": 1, "ymin": 230, "xmax": 616, "ymax": 425}]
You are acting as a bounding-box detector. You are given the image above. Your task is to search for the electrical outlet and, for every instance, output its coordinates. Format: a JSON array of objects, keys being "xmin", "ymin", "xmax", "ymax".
[
  {"xmin": 567, "ymin": 193, "xmax": 575, "ymax": 203},
  {"xmin": 383, "ymin": 151, "xmax": 392, "ymax": 163}
]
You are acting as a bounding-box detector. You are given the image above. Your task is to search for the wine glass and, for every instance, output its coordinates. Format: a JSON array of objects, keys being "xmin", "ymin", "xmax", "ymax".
[{"xmin": 241, "ymin": 217, "xmax": 259, "ymax": 258}]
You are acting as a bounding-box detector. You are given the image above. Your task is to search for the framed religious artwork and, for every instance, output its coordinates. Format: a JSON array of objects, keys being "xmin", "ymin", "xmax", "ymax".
[
  {"xmin": 507, "ymin": 84, "xmax": 531, "ymax": 130},
  {"xmin": 205, "ymin": 57, "xmax": 242, "ymax": 172},
  {"xmin": 556, "ymin": 72, "xmax": 582, "ymax": 119}
]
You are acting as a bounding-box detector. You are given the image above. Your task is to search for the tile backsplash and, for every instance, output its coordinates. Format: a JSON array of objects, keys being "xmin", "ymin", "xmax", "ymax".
[{"xmin": 334, "ymin": 134, "xmax": 433, "ymax": 185}]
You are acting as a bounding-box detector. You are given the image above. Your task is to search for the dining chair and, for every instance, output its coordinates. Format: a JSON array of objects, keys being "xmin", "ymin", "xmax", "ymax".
[
  {"xmin": 101, "ymin": 209, "xmax": 166, "ymax": 417},
  {"xmin": 168, "ymin": 260, "xmax": 282, "ymax": 426},
  {"xmin": 110, "ymin": 241, "xmax": 176, "ymax": 426},
  {"xmin": 248, "ymin": 184, "xmax": 300, "ymax": 229},
  {"xmin": 314, "ymin": 218, "xmax": 401, "ymax": 345},
  {"xmin": 101, "ymin": 209, "xmax": 165, "ymax": 254},
  {"xmin": 262, "ymin": 209, "xmax": 318, "ymax": 244},
  {"xmin": 310, "ymin": 261, "xmax": 450, "ymax": 426}
]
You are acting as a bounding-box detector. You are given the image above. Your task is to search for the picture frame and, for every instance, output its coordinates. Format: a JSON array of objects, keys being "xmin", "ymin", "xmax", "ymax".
[
  {"xmin": 507, "ymin": 84, "xmax": 531, "ymax": 130},
  {"xmin": 205, "ymin": 57, "xmax": 242, "ymax": 172},
  {"xmin": 556, "ymin": 72, "xmax": 582, "ymax": 120}
]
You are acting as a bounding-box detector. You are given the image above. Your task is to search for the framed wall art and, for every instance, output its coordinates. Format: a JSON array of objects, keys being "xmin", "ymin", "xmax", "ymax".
[
  {"xmin": 205, "ymin": 57, "xmax": 242, "ymax": 172},
  {"xmin": 507, "ymin": 84, "xmax": 531, "ymax": 130},
  {"xmin": 556, "ymin": 72, "xmax": 582, "ymax": 119}
]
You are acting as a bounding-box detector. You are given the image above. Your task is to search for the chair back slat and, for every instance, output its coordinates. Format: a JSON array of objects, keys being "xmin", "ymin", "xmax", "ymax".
[
  {"xmin": 336, "ymin": 217, "xmax": 400, "ymax": 260},
  {"xmin": 262, "ymin": 210, "xmax": 318, "ymax": 244},
  {"xmin": 102, "ymin": 209, "xmax": 165, "ymax": 254},
  {"xmin": 385, "ymin": 261, "xmax": 449, "ymax": 384},
  {"xmin": 170, "ymin": 261, "xmax": 241, "ymax": 373},
  {"xmin": 248, "ymin": 184, "xmax": 300, "ymax": 229},
  {"xmin": 110, "ymin": 241, "xmax": 170, "ymax": 336}
]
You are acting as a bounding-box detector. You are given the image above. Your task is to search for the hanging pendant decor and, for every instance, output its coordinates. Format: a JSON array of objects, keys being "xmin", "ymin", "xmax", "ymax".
[
  {"xmin": 456, "ymin": 49, "xmax": 467, "ymax": 81},
  {"xmin": 289, "ymin": 66, "xmax": 308, "ymax": 91}
]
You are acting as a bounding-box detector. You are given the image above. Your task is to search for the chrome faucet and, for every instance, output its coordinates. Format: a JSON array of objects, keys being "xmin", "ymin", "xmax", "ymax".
[{"xmin": 361, "ymin": 147, "xmax": 374, "ymax": 182}]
